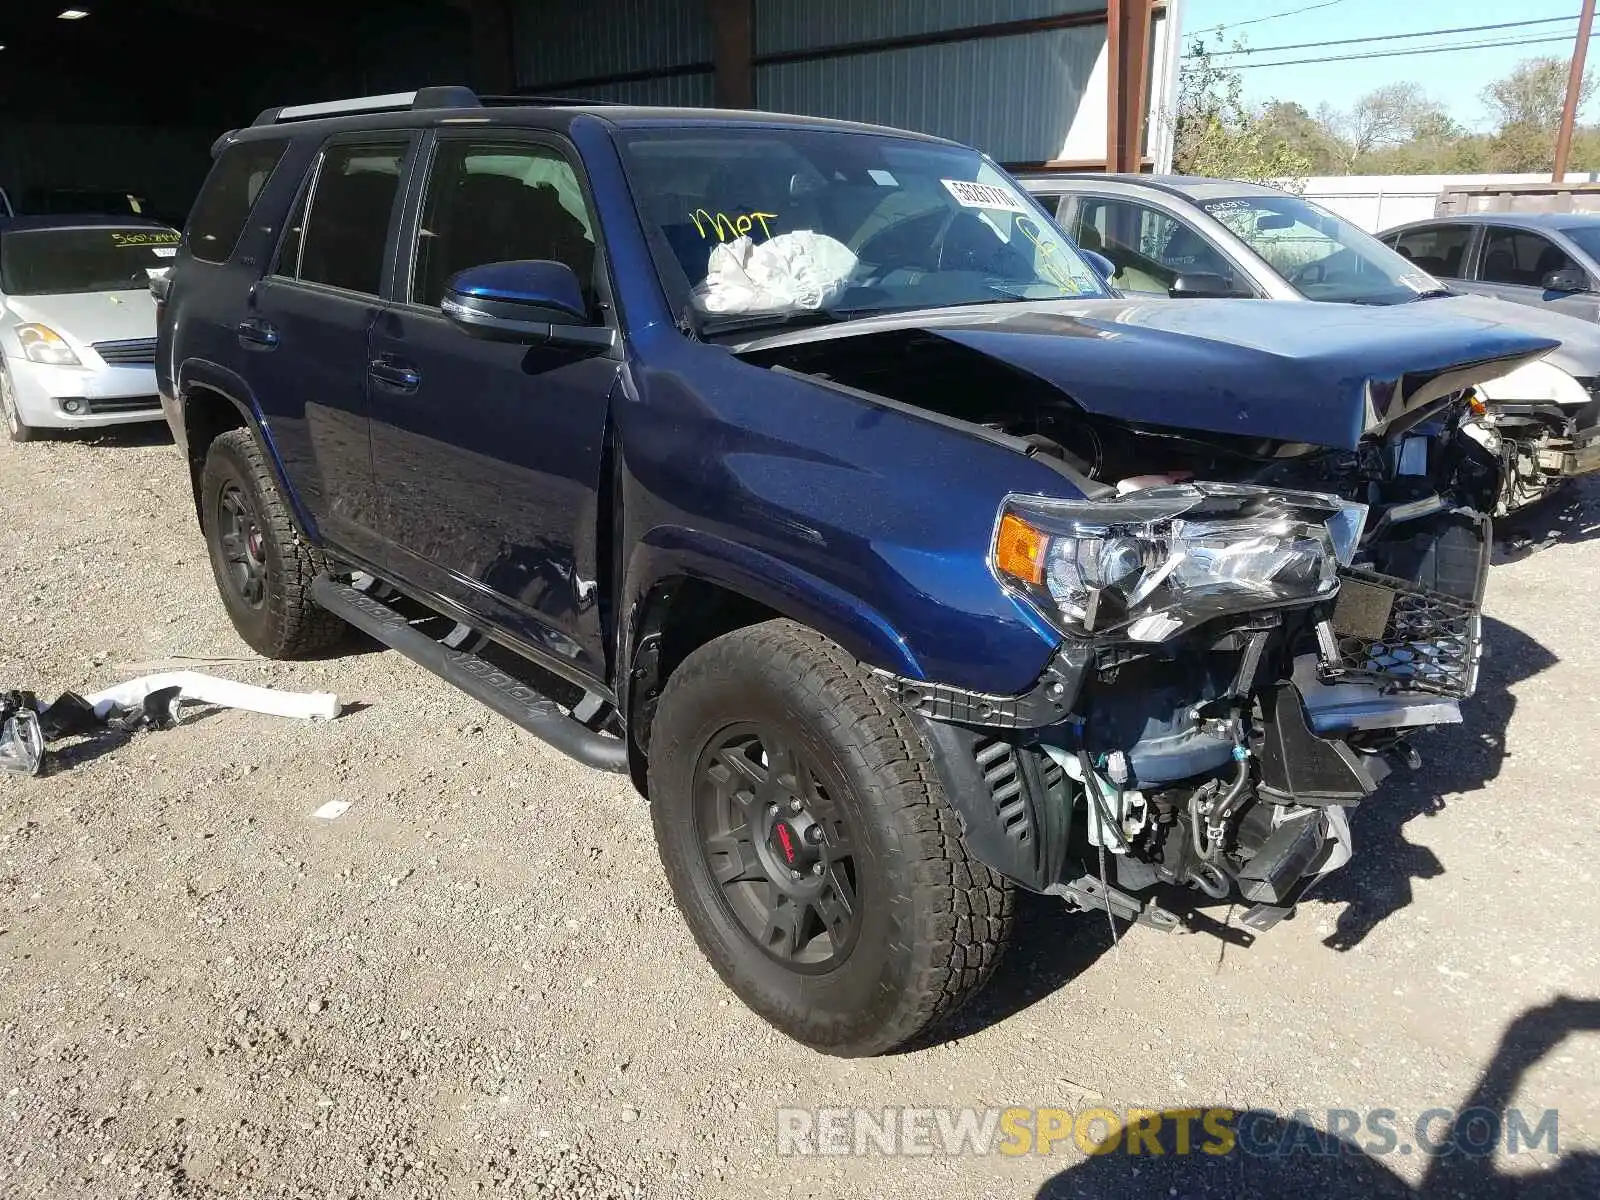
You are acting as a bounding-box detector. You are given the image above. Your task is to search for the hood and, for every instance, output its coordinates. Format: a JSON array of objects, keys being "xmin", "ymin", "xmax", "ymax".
[
  {"xmin": 3, "ymin": 290, "xmax": 157, "ymax": 352},
  {"xmin": 735, "ymin": 298, "xmax": 1556, "ymax": 450}
]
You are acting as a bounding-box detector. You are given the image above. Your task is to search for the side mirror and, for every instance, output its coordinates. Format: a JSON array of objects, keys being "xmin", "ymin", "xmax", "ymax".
[
  {"xmin": 1080, "ymin": 249, "xmax": 1116, "ymax": 282},
  {"xmin": 1542, "ymin": 266, "xmax": 1589, "ymax": 294},
  {"xmin": 442, "ymin": 260, "xmax": 614, "ymax": 350},
  {"xmin": 1169, "ymin": 272, "xmax": 1236, "ymax": 299}
]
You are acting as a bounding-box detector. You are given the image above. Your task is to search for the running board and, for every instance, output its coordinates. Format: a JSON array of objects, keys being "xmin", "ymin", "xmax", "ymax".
[{"xmin": 312, "ymin": 575, "xmax": 628, "ymax": 773}]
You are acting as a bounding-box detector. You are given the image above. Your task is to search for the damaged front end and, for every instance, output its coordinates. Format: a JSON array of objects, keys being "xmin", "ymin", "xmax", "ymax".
[
  {"xmin": 737, "ymin": 302, "xmax": 1526, "ymax": 933},
  {"xmin": 881, "ymin": 476, "xmax": 1486, "ymax": 933},
  {"xmin": 884, "ymin": 476, "xmax": 1487, "ymax": 932}
]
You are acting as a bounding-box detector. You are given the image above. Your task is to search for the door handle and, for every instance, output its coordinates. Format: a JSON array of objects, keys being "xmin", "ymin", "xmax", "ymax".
[
  {"xmin": 368, "ymin": 357, "xmax": 421, "ymax": 394},
  {"xmin": 236, "ymin": 317, "xmax": 279, "ymax": 348}
]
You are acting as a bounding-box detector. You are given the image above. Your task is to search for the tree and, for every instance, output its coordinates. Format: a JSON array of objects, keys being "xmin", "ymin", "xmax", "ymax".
[
  {"xmin": 1311, "ymin": 83, "xmax": 1457, "ymax": 171},
  {"xmin": 1481, "ymin": 56, "xmax": 1595, "ymax": 171},
  {"xmin": 1256, "ymin": 101, "xmax": 1344, "ymax": 173},
  {"xmin": 1171, "ymin": 37, "xmax": 1312, "ymax": 184}
]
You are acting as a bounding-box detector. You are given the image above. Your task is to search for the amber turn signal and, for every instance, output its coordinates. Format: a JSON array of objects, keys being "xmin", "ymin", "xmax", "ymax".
[{"xmin": 995, "ymin": 511, "xmax": 1047, "ymax": 585}]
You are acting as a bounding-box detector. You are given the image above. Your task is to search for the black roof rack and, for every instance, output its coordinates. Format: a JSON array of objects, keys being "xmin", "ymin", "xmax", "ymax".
[{"xmin": 477, "ymin": 94, "xmax": 621, "ymax": 107}]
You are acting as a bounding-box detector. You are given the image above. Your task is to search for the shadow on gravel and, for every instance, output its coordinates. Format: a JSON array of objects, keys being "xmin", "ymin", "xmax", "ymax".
[
  {"xmin": 1032, "ymin": 995, "xmax": 1600, "ymax": 1200},
  {"xmin": 905, "ymin": 890, "xmax": 1115, "ymax": 1050},
  {"xmin": 1312, "ymin": 613, "xmax": 1557, "ymax": 951},
  {"xmin": 31, "ymin": 423, "xmax": 177, "ymax": 450},
  {"xmin": 1494, "ymin": 476, "xmax": 1600, "ymax": 565},
  {"xmin": 42, "ymin": 703, "xmax": 231, "ymax": 773}
]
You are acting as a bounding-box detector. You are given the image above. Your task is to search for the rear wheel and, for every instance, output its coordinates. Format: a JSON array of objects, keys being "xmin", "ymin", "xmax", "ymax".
[
  {"xmin": 648, "ymin": 619, "xmax": 1015, "ymax": 1056},
  {"xmin": 0, "ymin": 360, "xmax": 38, "ymax": 443},
  {"xmin": 200, "ymin": 428, "xmax": 345, "ymax": 658}
]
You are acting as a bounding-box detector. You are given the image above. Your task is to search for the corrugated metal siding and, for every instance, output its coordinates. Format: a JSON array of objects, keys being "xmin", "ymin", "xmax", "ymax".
[
  {"xmin": 514, "ymin": 0, "xmax": 710, "ymax": 87},
  {"xmin": 559, "ymin": 73, "xmax": 717, "ymax": 107},
  {"xmin": 755, "ymin": 27, "xmax": 1104, "ymax": 163},
  {"xmin": 754, "ymin": 0, "xmax": 1105, "ymax": 56}
]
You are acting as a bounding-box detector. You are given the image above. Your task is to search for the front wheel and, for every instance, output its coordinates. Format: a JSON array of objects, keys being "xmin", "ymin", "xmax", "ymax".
[
  {"xmin": 0, "ymin": 360, "xmax": 38, "ymax": 443},
  {"xmin": 648, "ymin": 619, "xmax": 1015, "ymax": 1056}
]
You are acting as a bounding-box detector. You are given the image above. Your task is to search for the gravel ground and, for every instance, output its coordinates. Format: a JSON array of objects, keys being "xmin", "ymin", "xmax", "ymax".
[{"xmin": 1, "ymin": 424, "xmax": 1597, "ymax": 1200}]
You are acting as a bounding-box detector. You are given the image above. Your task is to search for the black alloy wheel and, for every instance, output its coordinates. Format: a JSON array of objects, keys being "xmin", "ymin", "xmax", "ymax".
[
  {"xmin": 694, "ymin": 725, "xmax": 862, "ymax": 970},
  {"xmin": 216, "ymin": 482, "xmax": 269, "ymax": 610}
]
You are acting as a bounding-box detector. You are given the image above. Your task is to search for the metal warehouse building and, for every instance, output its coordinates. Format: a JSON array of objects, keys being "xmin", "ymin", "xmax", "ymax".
[
  {"xmin": 0, "ymin": 0, "xmax": 1179, "ymax": 217},
  {"xmin": 501, "ymin": 0, "xmax": 1182, "ymax": 171}
]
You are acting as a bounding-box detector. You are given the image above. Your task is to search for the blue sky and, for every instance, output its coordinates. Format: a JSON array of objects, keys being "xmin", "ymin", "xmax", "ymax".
[{"xmin": 1180, "ymin": 0, "xmax": 1593, "ymax": 130}]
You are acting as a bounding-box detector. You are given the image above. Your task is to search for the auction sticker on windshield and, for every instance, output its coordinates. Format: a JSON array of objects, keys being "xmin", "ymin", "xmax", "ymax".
[{"xmin": 941, "ymin": 179, "xmax": 1032, "ymax": 215}]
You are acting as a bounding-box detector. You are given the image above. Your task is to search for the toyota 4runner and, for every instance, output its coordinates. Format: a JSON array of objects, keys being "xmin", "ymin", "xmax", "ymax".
[{"xmin": 159, "ymin": 87, "xmax": 1552, "ymax": 1056}]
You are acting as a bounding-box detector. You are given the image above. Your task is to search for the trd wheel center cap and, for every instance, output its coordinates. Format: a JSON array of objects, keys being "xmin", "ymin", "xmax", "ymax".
[{"xmin": 768, "ymin": 814, "xmax": 821, "ymax": 874}]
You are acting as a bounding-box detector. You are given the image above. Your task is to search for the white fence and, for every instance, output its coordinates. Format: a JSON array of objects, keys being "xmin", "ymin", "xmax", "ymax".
[{"xmin": 1300, "ymin": 173, "xmax": 1600, "ymax": 233}]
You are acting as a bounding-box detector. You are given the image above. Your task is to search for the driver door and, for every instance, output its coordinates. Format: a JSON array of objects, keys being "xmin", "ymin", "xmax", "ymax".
[{"xmin": 367, "ymin": 131, "xmax": 621, "ymax": 680}]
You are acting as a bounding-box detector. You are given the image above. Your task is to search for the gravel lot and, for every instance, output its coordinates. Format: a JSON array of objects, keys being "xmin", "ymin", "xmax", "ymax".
[{"xmin": 1, "ymin": 424, "xmax": 1598, "ymax": 1200}]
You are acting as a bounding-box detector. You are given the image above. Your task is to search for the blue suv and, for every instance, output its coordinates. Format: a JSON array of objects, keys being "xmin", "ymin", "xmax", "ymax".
[{"xmin": 159, "ymin": 87, "xmax": 1551, "ymax": 1055}]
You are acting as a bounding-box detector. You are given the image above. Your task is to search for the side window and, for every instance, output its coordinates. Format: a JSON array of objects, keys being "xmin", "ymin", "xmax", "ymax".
[
  {"xmin": 186, "ymin": 140, "xmax": 288, "ymax": 264},
  {"xmin": 411, "ymin": 140, "xmax": 597, "ymax": 311},
  {"xmin": 296, "ymin": 140, "xmax": 409, "ymax": 295},
  {"xmin": 1478, "ymin": 228, "xmax": 1579, "ymax": 286},
  {"xmin": 1080, "ymin": 197, "xmax": 1231, "ymax": 293},
  {"xmin": 1391, "ymin": 225, "xmax": 1471, "ymax": 278}
]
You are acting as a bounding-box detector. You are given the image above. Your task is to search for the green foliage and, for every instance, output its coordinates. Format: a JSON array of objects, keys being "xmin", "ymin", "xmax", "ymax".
[
  {"xmin": 1171, "ymin": 36, "xmax": 1313, "ymax": 184},
  {"xmin": 1176, "ymin": 46, "xmax": 1600, "ymax": 178}
]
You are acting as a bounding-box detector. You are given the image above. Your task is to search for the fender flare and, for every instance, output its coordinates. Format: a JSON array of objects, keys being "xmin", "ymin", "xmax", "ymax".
[
  {"xmin": 617, "ymin": 527, "xmax": 923, "ymax": 729},
  {"xmin": 176, "ymin": 357, "xmax": 319, "ymax": 541}
]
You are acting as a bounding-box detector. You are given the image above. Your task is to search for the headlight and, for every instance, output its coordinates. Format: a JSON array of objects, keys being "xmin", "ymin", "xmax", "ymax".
[
  {"xmin": 17, "ymin": 324, "xmax": 81, "ymax": 367},
  {"xmin": 993, "ymin": 483, "xmax": 1367, "ymax": 642}
]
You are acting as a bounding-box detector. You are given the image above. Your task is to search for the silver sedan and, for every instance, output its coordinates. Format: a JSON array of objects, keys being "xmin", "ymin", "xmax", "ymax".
[{"xmin": 0, "ymin": 216, "xmax": 178, "ymax": 442}]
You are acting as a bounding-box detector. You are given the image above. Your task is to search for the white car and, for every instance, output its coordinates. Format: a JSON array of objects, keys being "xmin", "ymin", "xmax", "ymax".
[
  {"xmin": 1019, "ymin": 174, "xmax": 1600, "ymax": 512},
  {"xmin": 0, "ymin": 216, "xmax": 178, "ymax": 442}
]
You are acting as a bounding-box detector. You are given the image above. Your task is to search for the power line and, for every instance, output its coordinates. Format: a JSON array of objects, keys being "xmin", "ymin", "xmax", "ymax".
[
  {"xmin": 1228, "ymin": 30, "xmax": 1594, "ymax": 71},
  {"xmin": 1197, "ymin": 16, "xmax": 1577, "ymax": 59},
  {"xmin": 1183, "ymin": 0, "xmax": 1349, "ymax": 40}
]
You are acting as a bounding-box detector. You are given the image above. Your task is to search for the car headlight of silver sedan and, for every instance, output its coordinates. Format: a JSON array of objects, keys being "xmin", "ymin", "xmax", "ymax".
[{"xmin": 17, "ymin": 323, "xmax": 82, "ymax": 367}]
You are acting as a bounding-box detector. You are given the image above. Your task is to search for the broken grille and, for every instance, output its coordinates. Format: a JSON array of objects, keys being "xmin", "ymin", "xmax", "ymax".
[{"xmin": 1317, "ymin": 567, "xmax": 1479, "ymax": 699}]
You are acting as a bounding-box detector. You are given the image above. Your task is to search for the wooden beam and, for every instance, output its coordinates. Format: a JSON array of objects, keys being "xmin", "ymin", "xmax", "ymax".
[
  {"xmin": 708, "ymin": 0, "xmax": 754, "ymax": 109},
  {"xmin": 1105, "ymin": 0, "xmax": 1153, "ymax": 174}
]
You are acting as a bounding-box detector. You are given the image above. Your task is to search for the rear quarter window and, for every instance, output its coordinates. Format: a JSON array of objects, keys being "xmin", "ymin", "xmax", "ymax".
[{"xmin": 186, "ymin": 139, "xmax": 289, "ymax": 264}]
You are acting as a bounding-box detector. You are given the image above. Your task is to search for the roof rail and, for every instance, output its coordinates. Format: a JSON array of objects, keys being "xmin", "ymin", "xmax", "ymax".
[
  {"xmin": 251, "ymin": 86, "xmax": 482, "ymax": 127},
  {"xmin": 476, "ymin": 94, "xmax": 621, "ymax": 107}
]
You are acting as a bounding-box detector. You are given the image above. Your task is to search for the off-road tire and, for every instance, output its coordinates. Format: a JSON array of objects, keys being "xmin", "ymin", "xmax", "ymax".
[
  {"xmin": 200, "ymin": 427, "xmax": 345, "ymax": 659},
  {"xmin": 0, "ymin": 359, "xmax": 38, "ymax": 443},
  {"xmin": 648, "ymin": 618, "xmax": 1015, "ymax": 1056}
]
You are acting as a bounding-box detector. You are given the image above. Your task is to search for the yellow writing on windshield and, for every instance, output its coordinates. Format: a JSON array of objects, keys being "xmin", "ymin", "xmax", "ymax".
[
  {"xmin": 1017, "ymin": 216, "xmax": 1079, "ymax": 293},
  {"xmin": 691, "ymin": 209, "xmax": 778, "ymax": 242},
  {"xmin": 111, "ymin": 231, "xmax": 181, "ymax": 247}
]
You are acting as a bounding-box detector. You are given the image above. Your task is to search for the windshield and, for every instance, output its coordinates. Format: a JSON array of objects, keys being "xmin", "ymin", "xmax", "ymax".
[
  {"xmin": 616, "ymin": 127, "xmax": 1107, "ymax": 328},
  {"xmin": 0, "ymin": 226, "xmax": 181, "ymax": 295},
  {"xmin": 1559, "ymin": 224, "xmax": 1600, "ymax": 263},
  {"xmin": 1199, "ymin": 194, "xmax": 1443, "ymax": 304}
]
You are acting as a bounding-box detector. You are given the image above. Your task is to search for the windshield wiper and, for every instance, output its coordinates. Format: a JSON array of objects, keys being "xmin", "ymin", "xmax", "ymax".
[{"xmin": 1408, "ymin": 287, "xmax": 1455, "ymax": 301}]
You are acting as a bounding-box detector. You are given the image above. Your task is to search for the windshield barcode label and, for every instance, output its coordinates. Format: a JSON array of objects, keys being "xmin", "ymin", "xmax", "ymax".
[{"xmin": 940, "ymin": 179, "xmax": 1031, "ymax": 215}]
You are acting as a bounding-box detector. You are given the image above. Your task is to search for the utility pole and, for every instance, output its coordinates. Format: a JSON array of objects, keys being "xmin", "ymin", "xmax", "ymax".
[{"xmin": 1554, "ymin": 0, "xmax": 1597, "ymax": 182}]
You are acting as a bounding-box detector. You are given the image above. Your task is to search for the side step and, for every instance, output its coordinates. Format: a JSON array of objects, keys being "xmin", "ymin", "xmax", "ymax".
[{"xmin": 312, "ymin": 575, "xmax": 629, "ymax": 774}]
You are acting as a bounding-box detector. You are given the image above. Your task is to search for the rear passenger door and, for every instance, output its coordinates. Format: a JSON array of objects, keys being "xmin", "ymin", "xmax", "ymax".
[
  {"xmin": 1469, "ymin": 225, "xmax": 1596, "ymax": 317},
  {"xmin": 247, "ymin": 134, "xmax": 416, "ymax": 566},
  {"xmin": 367, "ymin": 131, "xmax": 620, "ymax": 682}
]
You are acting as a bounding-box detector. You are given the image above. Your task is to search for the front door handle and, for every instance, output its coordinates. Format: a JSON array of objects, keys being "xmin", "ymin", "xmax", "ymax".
[
  {"xmin": 368, "ymin": 356, "xmax": 421, "ymax": 394},
  {"xmin": 236, "ymin": 317, "xmax": 279, "ymax": 348}
]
